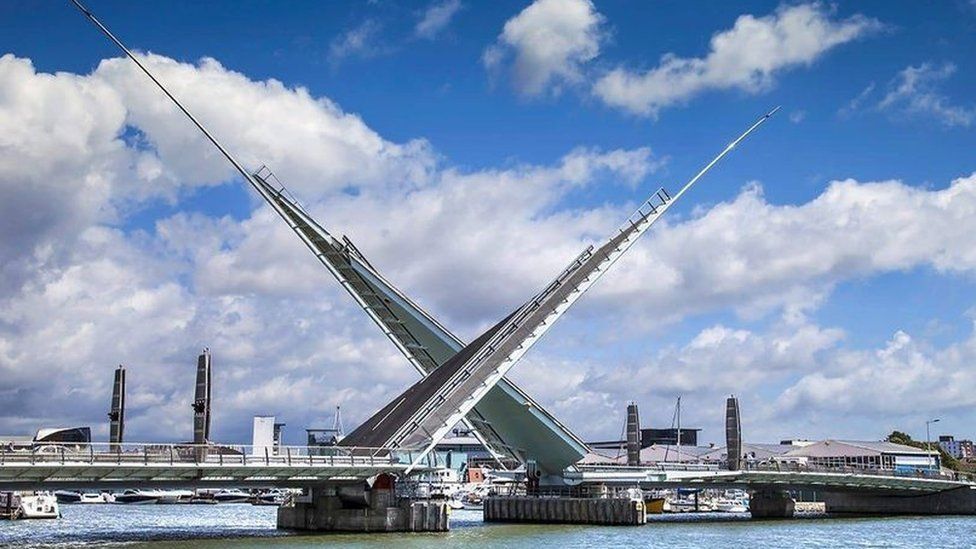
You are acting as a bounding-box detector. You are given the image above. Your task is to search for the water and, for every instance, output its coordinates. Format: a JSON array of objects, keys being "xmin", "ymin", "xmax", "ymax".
[{"xmin": 3, "ymin": 505, "xmax": 975, "ymax": 548}]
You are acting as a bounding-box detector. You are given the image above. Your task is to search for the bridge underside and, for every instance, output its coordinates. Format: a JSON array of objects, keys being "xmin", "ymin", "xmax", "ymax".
[{"xmin": 0, "ymin": 463, "xmax": 428, "ymax": 491}]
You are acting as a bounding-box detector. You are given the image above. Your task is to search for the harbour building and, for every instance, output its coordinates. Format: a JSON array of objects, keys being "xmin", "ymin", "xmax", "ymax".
[
  {"xmin": 939, "ymin": 436, "xmax": 975, "ymax": 460},
  {"xmin": 780, "ymin": 440, "xmax": 940, "ymax": 473}
]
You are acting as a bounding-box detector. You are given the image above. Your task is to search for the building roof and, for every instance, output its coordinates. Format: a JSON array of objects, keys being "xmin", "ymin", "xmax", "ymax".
[
  {"xmin": 637, "ymin": 444, "xmax": 711, "ymax": 463},
  {"xmin": 700, "ymin": 442, "xmax": 796, "ymax": 462},
  {"xmin": 577, "ymin": 450, "xmax": 623, "ymax": 465},
  {"xmin": 785, "ymin": 440, "xmax": 936, "ymax": 458}
]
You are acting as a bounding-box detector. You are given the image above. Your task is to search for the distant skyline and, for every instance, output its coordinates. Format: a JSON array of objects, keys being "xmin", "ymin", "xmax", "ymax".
[{"xmin": 1, "ymin": 1, "xmax": 975, "ymax": 447}]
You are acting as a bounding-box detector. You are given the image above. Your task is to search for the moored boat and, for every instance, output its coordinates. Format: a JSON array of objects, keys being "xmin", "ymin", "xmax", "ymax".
[
  {"xmin": 113, "ymin": 489, "xmax": 161, "ymax": 505},
  {"xmin": 212, "ymin": 489, "xmax": 251, "ymax": 504},
  {"xmin": 2, "ymin": 492, "xmax": 60, "ymax": 519}
]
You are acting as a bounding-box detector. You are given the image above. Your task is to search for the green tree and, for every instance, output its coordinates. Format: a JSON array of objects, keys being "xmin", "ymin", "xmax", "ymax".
[{"xmin": 885, "ymin": 430, "xmax": 959, "ymax": 471}]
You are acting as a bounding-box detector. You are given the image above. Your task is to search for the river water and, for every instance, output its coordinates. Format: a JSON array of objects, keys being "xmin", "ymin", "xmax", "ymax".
[{"xmin": 2, "ymin": 505, "xmax": 974, "ymax": 548}]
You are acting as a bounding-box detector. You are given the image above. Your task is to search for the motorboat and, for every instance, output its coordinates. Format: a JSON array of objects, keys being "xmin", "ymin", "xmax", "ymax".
[
  {"xmin": 716, "ymin": 490, "xmax": 749, "ymax": 513},
  {"xmin": 80, "ymin": 492, "xmax": 114, "ymax": 504},
  {"xmin": 55, "ymin": 491, "xmax": 114, "ymax": 504},
  {"xmin": 155, "ymin": 489, "xmax": 194, "ymax": 504},
  {"xmin": 252, "ymin": 489, "xmax": 288, "ymax": 506},
  {"xmin": 1, "ymin": 492, "xmax": 60, "ymax": 519},
  {"xmin": 114, "ymin": 489, "xmax": 161, "ymax": 505},
  {"xmin": 212, "ymin": 489, "xmax": 251, "ymax": 503},
  {"xmin": 716, "ymin": 497, "xmax": 749, "ymax": 513},
  {"xmin": 54, "ymin": 490, "xmax": 82, "ymax": 504}
]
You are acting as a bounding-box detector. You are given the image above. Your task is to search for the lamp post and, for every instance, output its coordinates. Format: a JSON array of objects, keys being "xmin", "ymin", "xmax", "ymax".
[{"xmin": 926, "ymin": 418, "xmax": 941, "ymax": 468}]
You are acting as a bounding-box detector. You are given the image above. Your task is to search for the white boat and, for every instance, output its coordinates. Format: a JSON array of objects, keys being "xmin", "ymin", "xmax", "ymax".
[
  {"xmin": 716, "ymin": 498, "xmax": 749, "ymax": 513},
  {"xmin": 80, "ymin": 492, "xmax": 113, "ymax": 504},
  {"xmin": 155, "ymin": 489, "xmax": 194, "ymax": 504},
  {"xmin": 715, "ymin": 489, "xmax": 749, "ymax": 513},
  {"xmin": 212, "ymin": 489, "xmax": 251, "ymax": 504},
  {"xmin": 252, "ymin": 489, "xmax": 288, "ymax": 506},
  {"xmin": 113, "ymin": 489, "xmax": 161, "ymax": 505},
  {"xmin": 18, "ymin": 493, "xmax": 60, "ymax": 519}
]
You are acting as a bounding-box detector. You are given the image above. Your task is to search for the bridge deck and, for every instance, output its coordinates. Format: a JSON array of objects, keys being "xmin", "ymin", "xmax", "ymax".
[
  {"xmin": 0, "ymin": 443, "xmax": 433, "ymax": 490},
  {"xmin": 569, "ymin": 465, "xmax": 975, "ymax": 495}
]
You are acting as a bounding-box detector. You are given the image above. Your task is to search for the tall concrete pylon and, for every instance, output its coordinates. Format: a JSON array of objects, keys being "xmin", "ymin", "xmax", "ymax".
[
  {"xmin": 725, "ymin": 395, "xmax": 742, "ymax": 471},
  {"xmin": 626, "ymin": 402, "xmax": 641, "ymax": 466},
  {"xmin": 192, "ymin": 349, "xmax": 212, "ymax": 445},
  {"xmin": 108, "ymin": 364, "xmax": 126, "ymax": 449}
]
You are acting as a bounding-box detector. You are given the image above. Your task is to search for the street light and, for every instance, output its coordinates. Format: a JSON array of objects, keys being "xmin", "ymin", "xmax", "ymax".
[{"xmin": 926, "ymin": 418, "xmax": 941, "ymax": 464}]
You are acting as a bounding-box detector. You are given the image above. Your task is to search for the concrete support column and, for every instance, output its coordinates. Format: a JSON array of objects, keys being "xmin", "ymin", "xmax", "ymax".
[
  {"xmin": 277, "ymin": 480, "xmax": 449, "ymax": 532},
  {"xmin": 749, "ymin": 489, "xmax": 795, "ymax": 519}
]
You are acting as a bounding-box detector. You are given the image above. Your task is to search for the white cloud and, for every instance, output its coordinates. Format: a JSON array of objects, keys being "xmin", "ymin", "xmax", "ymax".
[
  {"xmin": 593, "ymin": 3, "xmax": 880, "ymax": 116},
  {"xmin": 328, "ymin": 20, "xmax": 386, "ymax": 67},
  {"xmin": 776, "ymin": 326, "xmax": 976, "ymax": 422},
  {"xmin": 837, "ymin": 81, "xmax": 875, "ymax": 119},
  {"xmin": 5, "ymin": 48, "xmax": 976, "ymax": 448},
  {"xmin": 484, "ymin": 0, "xmax": 605, "ymax": 97},
  {"xmin": 878, "ymin": 62, "xmax": 975, "ymax": 127},
  {"xmin": 585, "ymin": 173, "xmax": 976, "ymax": 334},
  {"xmin": 94, "ymin": 53, "xmax": 435, "ymax": 198},
  {"xmin": 0, "ymin": 52, "xmax": 662, "ymax": 441},
  {"xmin": 415, "ymin": 0, "xmax": 463, "ymax": 40}
]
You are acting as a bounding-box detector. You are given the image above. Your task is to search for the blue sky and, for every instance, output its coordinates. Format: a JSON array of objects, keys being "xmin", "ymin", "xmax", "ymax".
[{"xmin": 1, "ymin": 1, "xmax": 976, "ymax": 447}]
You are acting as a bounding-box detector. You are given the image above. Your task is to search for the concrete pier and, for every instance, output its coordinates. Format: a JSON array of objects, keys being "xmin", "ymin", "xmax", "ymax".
[
  {"xmin": 748, "ymin": 489, "xmax": 796, "ymax": 519},
  {"xmin": 277, "ymin": 477, "xmax": 449, "ymax": 532},
  {"xmin": 824, "ymin": 487, "xmax": 976, "ymax": 515},
  {"xmin": 484, "ymin": 496, "xmax": 646, "ymax": 525}
]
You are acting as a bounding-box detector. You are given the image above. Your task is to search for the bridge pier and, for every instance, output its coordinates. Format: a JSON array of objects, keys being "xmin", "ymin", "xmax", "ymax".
[
  {"xmin": 824, "ymin": 487, "xmax": 976, "ymax": 516},
  {"xmin": 484, "ymin": 496, "xmax": 646, "ymax": 525},
  {"xmin": 276, "ymin": 475, "xmax": 449, "ymax": 533},
  {"xmin": 748, "ymin": 489, "xmax": 795, "ymax": 519}
]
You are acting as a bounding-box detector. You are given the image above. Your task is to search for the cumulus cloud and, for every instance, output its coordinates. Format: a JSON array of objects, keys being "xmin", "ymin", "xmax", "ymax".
[
  {"xmin": 878, "ymin": 62, "xmax": 975, "ymax": 127},
  {"xmin": 506, "ymin": 312, "xmax": 845, "ymax": 439},
  {"xmin": 776, "ymin": 326, "xmax": 976, "ymax": 424},
  {"xmin": 415, "ymin": 0, "xmax": 463, "ymax": 40},
  {"xmin": 0, "ymin": 52, "xmax": 661, "ymax": 441},
  {"xmin": 94, "ymin": 53, "xmax": 435, "ymax": 198},
  {"xmin": 593, "ymin": 3, "xmax": 881, "ymax": 117},
  {"xmin": 586, "ymin": 174, "xmax": 976, "ymax": 333},
  {"xmin": 4, "ymin": 48, "xmax": 976, "ymax": 447},
  {"xmin": 483, "ymin": 0, "xmax": 605, "ymax": 97}
]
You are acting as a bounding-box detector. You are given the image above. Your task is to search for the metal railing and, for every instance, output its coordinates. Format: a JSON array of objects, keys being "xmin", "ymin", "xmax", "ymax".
[
  {"xmin": 743, "ymin": 461, "xmax": 974, "ymax": 482},
  {"xmin": 0, "ymin": 442, "xmax": 438, "ymax": 469}
]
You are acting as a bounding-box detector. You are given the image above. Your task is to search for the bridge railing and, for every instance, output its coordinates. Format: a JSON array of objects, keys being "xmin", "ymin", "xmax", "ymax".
[
  {"xmin": 0, "ymin": 442, "xmax": 435, "ymax": 469},
  {"xmin": 743, "ymin": 461, "xmax": 972, "ymax": 482}
]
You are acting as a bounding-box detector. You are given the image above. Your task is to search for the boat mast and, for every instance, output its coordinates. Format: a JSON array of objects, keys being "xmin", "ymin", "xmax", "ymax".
[{"xmin": 676, "ymin": 396, "xmax": 682, "ymax": 462}]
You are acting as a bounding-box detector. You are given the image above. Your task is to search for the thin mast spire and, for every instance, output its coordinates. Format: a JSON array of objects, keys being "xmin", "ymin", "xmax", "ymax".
[{"xmin": 69, "ymin": 0, "xmax": 263, "ymax": 196}]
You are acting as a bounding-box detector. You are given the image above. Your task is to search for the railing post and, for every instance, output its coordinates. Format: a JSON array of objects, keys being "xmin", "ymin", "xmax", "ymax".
[
  {"xmin": 143, "ymin": 446, "xmax": 148, "ymax": 466},
  {"xmin": 170, "ymin": 445, "xmax": 174, "ymax": 465},
  {"xmin": 117, "ymin": 445, "xmax": 121, "ymax": 465},
  {"xmin": 265, "ymin": 447, "xmax": 269, "ymax": 466},
  {"xmin": 90, "ymin": 444, "xmax": 94, "ymax": 465},
  {"xmin": 219, "ymin": 451, "xmax": 223, "ymax": 466},
  {"xmin": 60, "ymin": 446, "xmax": 65, "ymax": 465},
  {"xmin": 287, "ymin": 447, "xmax": 292, "ymax": 466},
  {"xmin": 30, "ymin": 446, "xmax": 35, "ymax": 465}
]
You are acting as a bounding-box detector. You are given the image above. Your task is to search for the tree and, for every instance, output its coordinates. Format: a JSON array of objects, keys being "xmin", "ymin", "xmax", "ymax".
[{"xmin": 886, "ymin": 430, "xmax": 959, "ymax": 471}]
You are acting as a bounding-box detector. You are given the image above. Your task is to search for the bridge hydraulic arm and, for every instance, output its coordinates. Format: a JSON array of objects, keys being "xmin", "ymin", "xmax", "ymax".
[
  {"xmin": 341, "ymin": 109, "xmax": 779, "ymax": 471},
  {"xmin": 250, "ymin": 173, "xmax": 588, "ymax": 471}
]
